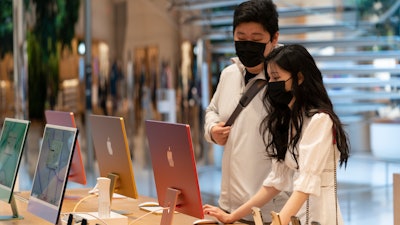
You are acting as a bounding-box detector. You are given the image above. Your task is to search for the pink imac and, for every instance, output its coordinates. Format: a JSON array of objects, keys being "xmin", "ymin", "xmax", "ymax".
[
  {"xmin": 45, "ymin": 110, "xmax": 87, "ymax": 185},
  {"xmin": 145, "ymin": 120, "xmax": 214, "ymax": 225}
]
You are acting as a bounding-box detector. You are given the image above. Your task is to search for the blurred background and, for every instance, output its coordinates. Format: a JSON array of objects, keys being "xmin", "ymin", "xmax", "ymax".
[{"xmin": 1, "ymin": 0, "xmax": 400, "ymax": 224}]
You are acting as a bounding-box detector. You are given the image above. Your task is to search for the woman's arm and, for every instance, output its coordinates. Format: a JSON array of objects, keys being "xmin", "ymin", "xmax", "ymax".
[
  {"xmin": 203, "ymin": 186, "xmax": 281, "ymax": 224},
  {"xmin": 277, "ymin": 191, "xmax": 309, "ymax": 225}
]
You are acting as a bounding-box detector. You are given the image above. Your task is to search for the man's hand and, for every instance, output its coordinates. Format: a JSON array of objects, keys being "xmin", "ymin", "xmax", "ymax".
[{"xmin": 210, "ymin": 122, "xmax": 231, "ymax": 145}]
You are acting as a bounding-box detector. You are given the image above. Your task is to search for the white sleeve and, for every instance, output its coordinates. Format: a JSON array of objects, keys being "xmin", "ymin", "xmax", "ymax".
[
  {"xmin": 263, "ymin": 159, "xmax": 294, "ymax": 192},
  {"xmin": 293, "ymin": 113, "xmax": 334, "ymax": 196},
  {"xmin": 204, "ymin": 72, "xmax": 226, "ymax": 143}
]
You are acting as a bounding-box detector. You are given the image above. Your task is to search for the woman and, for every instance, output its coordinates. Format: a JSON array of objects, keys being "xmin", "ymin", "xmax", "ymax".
[{"xmin": 203, "ymin": 44, "xmax": 350, "ymax": 225}]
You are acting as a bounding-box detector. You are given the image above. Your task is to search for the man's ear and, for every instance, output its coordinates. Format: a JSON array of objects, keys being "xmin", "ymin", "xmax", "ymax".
[
  {"xmin": 271, "ymin": 32, "xmax": 279, "ymax": 46},
  {"xmin": 298, "ymin": 72, "xmax": 304, "ymax": 85}
]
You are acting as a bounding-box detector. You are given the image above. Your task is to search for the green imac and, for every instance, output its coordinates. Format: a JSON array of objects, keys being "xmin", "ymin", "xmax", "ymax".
[{"xmin": 0, "ymin": 118, "xmax": 30, "ymax": 220}]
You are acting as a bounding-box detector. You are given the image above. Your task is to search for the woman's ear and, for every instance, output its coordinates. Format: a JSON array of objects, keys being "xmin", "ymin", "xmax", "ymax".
[{"xmin": 298, "ymin": 72, "xmax": 304, "ymax": 85}]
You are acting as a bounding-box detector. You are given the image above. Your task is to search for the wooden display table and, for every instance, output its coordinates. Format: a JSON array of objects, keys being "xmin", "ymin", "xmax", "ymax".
[{"xmin": 0, "ymin": 188, "xmax": 245, "ymax": 225}]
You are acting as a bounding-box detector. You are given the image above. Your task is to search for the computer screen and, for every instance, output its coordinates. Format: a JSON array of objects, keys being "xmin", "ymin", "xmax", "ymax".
[
  {"xmin": 45, "ymin": 110, "xmax": 87, "ymax": 185},
  {"xmin": 145, "ymin": 120, "xmax": 204, "ymax": 223},
  {"xmin": 89, "ymin": 114, "xmax": 138, "ymax": 199},
  {"xmin": 0, "ymin": 118, "xmax": 30, "ymax": 203},
  {"xmin": 27, "ymin": 124, "xmax": 78, "ymax": 224}
]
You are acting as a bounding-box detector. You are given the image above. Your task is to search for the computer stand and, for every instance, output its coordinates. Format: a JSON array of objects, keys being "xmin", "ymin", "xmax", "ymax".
[
  {"xmin": 93, "ymin": 173, "xmax": 129, "ymax": 216},
  {"xmin": 160, "ymin": 188, "xmax": 181, "ymax": 225},
  {"xmin": 0, "ymin": 195, "xmax": 23, "ymax": 220},
  {"xmin": 107, "ymin": 173, "xmax": 119, "ymax": 202}
]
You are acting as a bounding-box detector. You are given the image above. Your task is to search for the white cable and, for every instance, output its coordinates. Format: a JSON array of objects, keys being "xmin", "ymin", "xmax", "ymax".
[
  {"xmin": 72, "ymin": 194, "xmax": 97, "ymax": 212},
  {"xmin": 128, "ymin": 207, "xmax": 168, "ymax": 225}
]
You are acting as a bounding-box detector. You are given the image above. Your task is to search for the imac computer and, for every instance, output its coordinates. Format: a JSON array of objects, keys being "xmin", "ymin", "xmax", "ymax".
[
  {"xmin": 45, "ymin": 110, "xmax": 87, "ymax": 185},
  {"xmin": 89, "ymin": 114, "xmax": 138, "ymax": 200},
  {"xmin": 145, "ymin": 120, "xmax": 216, "ymax": 225},
  {"xmin": 0, "ymin": 118, "xmax": 30, "ymax": 220},
  {"xmin": 27, "ymin": 124, "xmax": 78, "ymax": 224}
]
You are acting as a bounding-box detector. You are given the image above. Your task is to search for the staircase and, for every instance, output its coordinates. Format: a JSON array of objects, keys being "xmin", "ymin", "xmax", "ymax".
[{"xmin": 171, "ymin": 0, "xmax": 400, "ymax": 152}]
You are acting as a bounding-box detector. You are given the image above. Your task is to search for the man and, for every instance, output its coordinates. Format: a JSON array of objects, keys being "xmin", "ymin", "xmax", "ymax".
[{"xmin": 204, "ymin": 0, "xmax": 289, "ymax": 223}]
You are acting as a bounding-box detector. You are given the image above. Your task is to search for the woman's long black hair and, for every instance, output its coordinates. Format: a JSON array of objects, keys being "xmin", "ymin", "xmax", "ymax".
[{"xmin": 261, "ymin": 44, "xmax": 350, "ymax": 167}]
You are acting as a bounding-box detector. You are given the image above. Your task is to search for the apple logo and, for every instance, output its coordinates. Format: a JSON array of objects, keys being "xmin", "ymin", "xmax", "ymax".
[
  {"xmin": 106, "ymin": 137, "xmax": 113, "ymax": 155},
  {"xmin": 167, "ymin": 146, "xmax": 174, "ymax": 167}
]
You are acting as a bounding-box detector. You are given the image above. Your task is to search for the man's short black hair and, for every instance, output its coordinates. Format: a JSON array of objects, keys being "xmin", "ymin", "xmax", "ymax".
[{"xmin": 233, "ymin": 0, "xmax": 279, "ymax": 39}]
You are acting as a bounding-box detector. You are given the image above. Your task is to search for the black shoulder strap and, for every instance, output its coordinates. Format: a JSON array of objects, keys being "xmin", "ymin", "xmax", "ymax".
[{"xmin": 224, "ymin": 79, "xmax": 267, "ymax": 127}]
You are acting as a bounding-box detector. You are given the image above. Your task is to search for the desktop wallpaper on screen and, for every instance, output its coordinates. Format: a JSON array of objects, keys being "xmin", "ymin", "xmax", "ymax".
[
  {"xmin": 0, "ymin": 120, "xmax": 29, "ymax": 189},
  {"xmin": 30, "ymin": 127, "xmax": 76, "ymax": 206}
]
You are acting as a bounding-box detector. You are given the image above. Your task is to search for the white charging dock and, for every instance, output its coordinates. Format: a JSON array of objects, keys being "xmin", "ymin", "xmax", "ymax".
[
  {"xmin": 61, "ymin": 177, "xmax": 129, "ymax": 225},
  {"xmin": 61, "ymin": 211, "xmax": 128, "ymax": 225}
]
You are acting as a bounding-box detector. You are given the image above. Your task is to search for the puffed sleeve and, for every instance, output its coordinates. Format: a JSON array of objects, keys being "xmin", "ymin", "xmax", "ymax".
[
  {"xmin": 293, "ymin": 113, "xmax": 334, "ymax": 196},
  {"xmin": 263, "ymin": 159, "xmax": 294, "ymax": 192}
]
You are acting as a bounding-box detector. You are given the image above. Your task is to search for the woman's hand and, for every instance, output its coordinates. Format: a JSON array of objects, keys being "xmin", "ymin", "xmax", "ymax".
[
  {"xmin": 203, "ymin": 204, "xmax": 235, "ymax": 224},
  {"xmin": 210, "ymin": 122, "xmax": 231, "ymax": 145}
]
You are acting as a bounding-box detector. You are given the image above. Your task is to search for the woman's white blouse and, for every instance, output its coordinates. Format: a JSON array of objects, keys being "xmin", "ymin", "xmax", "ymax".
[{"xmin": 263, "ymin": 112, "xmax": 344, "ymax": 225}]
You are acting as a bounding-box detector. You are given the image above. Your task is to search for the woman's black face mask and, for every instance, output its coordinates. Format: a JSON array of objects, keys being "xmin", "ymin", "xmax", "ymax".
[
  {"xmin": 235, "ymin": 41, "xmax": 266, "ymax": 67},
  {"xmin": 267, "ymin": 80, "xmax": 293, "ymax": 107}
]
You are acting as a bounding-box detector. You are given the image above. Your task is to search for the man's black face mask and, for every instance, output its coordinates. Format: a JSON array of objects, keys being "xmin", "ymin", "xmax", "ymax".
[{"xmin": 235, "ymin": 41, "xmax": 267, "ymax": 67}]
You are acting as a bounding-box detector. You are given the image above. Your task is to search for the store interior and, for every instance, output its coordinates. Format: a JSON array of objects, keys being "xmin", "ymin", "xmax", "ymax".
[{"xmin": 1, "ymin": 0, "xmax": 400, "ymax": 224}]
